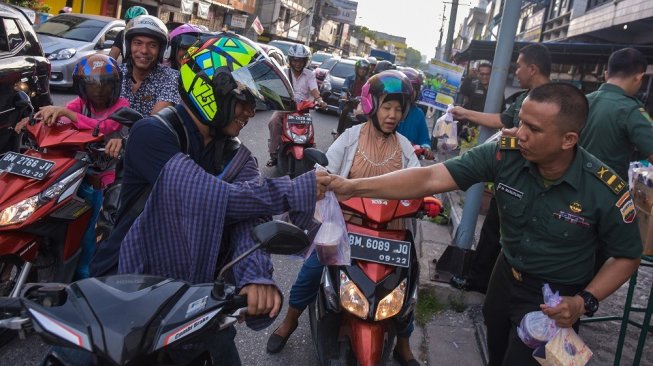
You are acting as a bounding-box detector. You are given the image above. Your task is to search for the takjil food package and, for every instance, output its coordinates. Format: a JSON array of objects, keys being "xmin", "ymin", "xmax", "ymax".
[{"xmin": 533, "ymin": 328, "xmax": 592, "ymax": 366}]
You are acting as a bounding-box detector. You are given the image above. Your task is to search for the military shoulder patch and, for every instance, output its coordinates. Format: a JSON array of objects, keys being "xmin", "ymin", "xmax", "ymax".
[
  {"xmin": 595, "ymin": 166, "xmax": 626, "ymax": 195},
  {"xmin": 639, "ymin": 107, "xmax": 652, "ymax": 123},
  {"xmin": 499, "ymin": 137, "xmax": 519, "ymax": 150}
]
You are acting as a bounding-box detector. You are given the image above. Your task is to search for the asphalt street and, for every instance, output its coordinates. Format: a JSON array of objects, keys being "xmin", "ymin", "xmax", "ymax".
[{"xmin": 0, "ymin": 90, "xmax": 346, "ymax": 365}]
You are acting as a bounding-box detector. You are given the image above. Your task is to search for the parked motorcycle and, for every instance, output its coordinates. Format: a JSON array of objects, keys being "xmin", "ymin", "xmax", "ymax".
[
  {"xmin": 0, "ymin": 220, "xmax": 309, "ymax": 365},
  {"xmin": 276, "ymin": 100, "xmax": 317, "ymax": 178},
  {"xmin": 309, "ymin": 195, "xmax": 441, "ymax": 366},
  {"xmin": 0, "ymin": 96, "xmax": 138, "ymax": 345}
]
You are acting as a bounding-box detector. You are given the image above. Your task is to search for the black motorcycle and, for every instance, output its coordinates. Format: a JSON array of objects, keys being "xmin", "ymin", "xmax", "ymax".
[{"xmin": 0, "ymin": 220, "xmax": 309, "ymax": 365}]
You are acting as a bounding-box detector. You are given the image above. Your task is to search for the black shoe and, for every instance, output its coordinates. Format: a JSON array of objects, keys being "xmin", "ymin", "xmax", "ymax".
[
  {"xmin": 266, "ymin": 326, "xmax": 296, "ymax": 354},
  {"xmin": 392, "ymin": 348, "xmax": 420, "ymax": 366},
  {"xmin": 449, "ymin": 275, "xmax": 470, "ymax": 290}
]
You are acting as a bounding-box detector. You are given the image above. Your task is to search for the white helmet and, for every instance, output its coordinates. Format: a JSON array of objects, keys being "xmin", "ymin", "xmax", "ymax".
[
  {"xmin": 287, "ymin": 43, "xmax": 311, "ymax": 59},
  {"xmin": 367, "ymin": 56, "xmax": 378, "ymax": 66},
  {"xmin": 124, "ymin": 15, "xmax": 169, "ymax": 63}
]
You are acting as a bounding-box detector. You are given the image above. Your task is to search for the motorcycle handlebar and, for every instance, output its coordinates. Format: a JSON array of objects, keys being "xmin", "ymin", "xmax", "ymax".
[{"xmin": 0, "ymin": 297, "xmax": 22, "ymax": 315}]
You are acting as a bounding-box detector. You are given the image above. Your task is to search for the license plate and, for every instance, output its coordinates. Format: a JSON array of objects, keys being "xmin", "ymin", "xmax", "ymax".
[
  {"xmin": 348, "ymin": 233, "xmax": 411, "ymax": 268},
  {"xmin": 287, "ymin": 114, "xmax": 312, "ymax": 124},
  {"xmin": 0, "ymin": 152, "xmax": 55, "ymax": 180}
]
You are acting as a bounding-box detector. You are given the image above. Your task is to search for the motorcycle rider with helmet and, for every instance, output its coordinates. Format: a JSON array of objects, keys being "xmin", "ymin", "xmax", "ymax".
[
  {"xmin": 167, "ymin": 23, "xmax": 211, "ymax": 70},
  {"xmin": 108, "ymin": 6, "xmax": 148, "ymax": 61},
  {"xmin": 87, "ymin": 34, "xmax": 330, "ymax": 365},
  {"xmin": 267, "ymin": 70, "xmax": 421, "ymax": 366},
  {"xmin": 397, "ymin": 67, "xmax": 434, "ymax": 160},
  {"xmin": 372, "ymin": 60, "xmax": 396, "ymax": 75},
  {"xmin": 266, "ymin": 43, "xmax": 326, "ymax": 167},
  {"xmin": 120, "ymin": 15, "xmax": 180, "ymax": 116},
  {"xmin": 334, "ymin": 58, "xmax": 370, "ymax": 136},
  {"xmin": 367, "ymin": 55, "xmax": 378, "ymax": 76},
  {"xmin": 13, "ymin": 54, "xmax": 129, "ymax": 280}
]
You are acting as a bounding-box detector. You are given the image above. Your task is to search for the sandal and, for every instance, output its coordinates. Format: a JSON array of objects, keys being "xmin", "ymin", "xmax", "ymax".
[{"xmin": 266, "ymin": 157, "xmax": 277, "ymax": 167}]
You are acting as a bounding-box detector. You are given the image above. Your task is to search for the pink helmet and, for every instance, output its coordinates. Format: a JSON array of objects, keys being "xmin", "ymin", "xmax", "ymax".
[
  {"xmin": 169, "ymin": 24, "xmax": 210, "ymax": 69},
  {"xmin": 169, "ymin": 24, "xmax": 205, "ymax": 40}
]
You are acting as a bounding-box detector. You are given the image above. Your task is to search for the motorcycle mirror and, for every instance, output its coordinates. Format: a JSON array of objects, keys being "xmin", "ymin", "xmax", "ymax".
[
  {"xmin": 303, "ymin": 148, "xmax": 329, "ymax": 167},
  {"xmin": 355, "ymin": 114, "xmax": 368, "ymax": 123},
  {"xmin": 109, "ymin": 107, "xmax": 143, "ymax": 128},
  {"xmin": 14, "ymin": 91, "xmax": 33, "ymax": 112},
  {"xmin": 252, "ymin": 220, "xmax": 310, "ymax": 255},
  {"xmin": 213, "ymin": 220, "xmax": 309, "ymax": 299}
]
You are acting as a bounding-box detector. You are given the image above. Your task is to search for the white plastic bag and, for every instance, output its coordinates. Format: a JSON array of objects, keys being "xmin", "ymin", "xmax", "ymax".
[
  {"xmin": 313, "ymin": 191, "xmax": 351, "ymax": 265},
  {"xmin": 517, "ymin": 283, "xmax": 562, "ymax": 349}
]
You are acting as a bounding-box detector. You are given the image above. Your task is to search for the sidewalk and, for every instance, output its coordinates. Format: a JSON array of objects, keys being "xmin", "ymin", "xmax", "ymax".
[{"xmin": 412, "ymin": 194, "xmax": 653, "ymax": 366}]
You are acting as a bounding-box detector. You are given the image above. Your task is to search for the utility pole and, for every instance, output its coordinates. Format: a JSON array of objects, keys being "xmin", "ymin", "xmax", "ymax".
[
  {"xmin": 452, "ymin": 0, "xmax": 521, "ymax": 249},
  {"xmin": 436, "ymin": 4, "xmax": 446, "ymax": 60},
  {"xmin": 305, "ymin": 0, "xmax": 317, "ymax": 46},
  {"xmin": 443, "ymin": 0, "xmax": 459, "ymax": 61}
]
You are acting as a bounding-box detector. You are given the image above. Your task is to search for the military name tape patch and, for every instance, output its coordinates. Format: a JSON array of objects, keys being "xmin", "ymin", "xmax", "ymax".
[
  {"xmin": 496, "ymin": 183, "xmax": 523, "ymax": 199},
  {"xmin": 616, "ymin": 191, "xmax": 631, "ymax": 208}
]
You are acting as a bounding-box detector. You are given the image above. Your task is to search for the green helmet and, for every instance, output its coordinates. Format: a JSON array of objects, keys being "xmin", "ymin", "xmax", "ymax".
[
  {"xmin": 179, "ymin": 33, "xmax": 296, "ymax": 129},
  {"xmin": 124, "ymin": 6, "xmax": 148, "ymax": 21}
]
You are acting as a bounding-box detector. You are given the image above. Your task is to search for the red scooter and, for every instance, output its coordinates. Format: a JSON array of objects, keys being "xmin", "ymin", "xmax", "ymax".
[
  {"xmin": 0, "ymin": 93, "xmax": 110, "ymax": 302},
  {"xmin": 309, "ymin": 194, "xmax": 441, "ymax": 366},
  {"xmin": 275, "ymin": 100, "xmax": 316, "ymax": 178}
]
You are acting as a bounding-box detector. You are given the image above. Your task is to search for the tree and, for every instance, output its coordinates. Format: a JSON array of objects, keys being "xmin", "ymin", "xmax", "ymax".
[
  {"xmin": 405, "ymin": 47, "xmax": 422, "ymax": 68},
  {"xmin": 7, "ymin": 0, "xmax": 50, "ymax": 13}
]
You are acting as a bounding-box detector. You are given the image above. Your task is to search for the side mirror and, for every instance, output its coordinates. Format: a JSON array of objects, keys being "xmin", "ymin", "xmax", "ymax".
[
  {"xmin": 14, "ymin": 91, "xmax": 33, "ymax": 111},
  {"xmin": 109, "ymin": 107, "xmax": 143, "ymax": 128},
  {"xmin": 304, "ymin": 147, "xmax": 329, "ymax": 167},
  {"xmin": 253, "ymin": 220, "xmax": 310, "ymax": 255},
  {"xmin": 97, "ymin": 39, "xmax": 114, "ymax": 50}
]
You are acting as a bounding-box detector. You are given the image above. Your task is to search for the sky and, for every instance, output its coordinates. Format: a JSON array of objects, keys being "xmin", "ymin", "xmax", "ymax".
[{"xmin": 352, "ymin": 0, "xmax": 474, "ymax": 60}]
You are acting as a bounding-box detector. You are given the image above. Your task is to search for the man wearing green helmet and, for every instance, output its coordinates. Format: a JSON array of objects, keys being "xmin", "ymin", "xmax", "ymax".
[
  {"xmin": 109, "ymin": 6, "xmax": 148, "ymax": 61},
  {"xmin": 90, "ymin": 33, "xmax": 330, "ymax": 365}
]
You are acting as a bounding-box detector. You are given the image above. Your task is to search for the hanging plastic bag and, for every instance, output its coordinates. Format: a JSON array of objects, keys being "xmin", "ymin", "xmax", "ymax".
[
  {"xmin": 433, "ymin": 104, "xmax": 458, "ymax": 152},
  {"xmin": 311, "ymin": 165, "xmax": 351, "ymax": 266},
  {"xmin": 517, "ymin": 283, "xmax": 562, "ymax": 349}
]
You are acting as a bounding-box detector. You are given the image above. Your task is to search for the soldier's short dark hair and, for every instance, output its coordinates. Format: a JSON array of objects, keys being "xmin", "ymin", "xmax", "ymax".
[
  {"xmin": 607, "ymin": 48, "xmax": 648, "ymax": 78},
  {"xmin": 528, "ymin": 82, "xmax": 588, "ymax": 133},
  {"xmin": 519, "ymin": 44, "xmax": 551, "ymax": 77},
  {"xmin": 477, "ymin": 63, "xmax": 492, "ymax": 72}
]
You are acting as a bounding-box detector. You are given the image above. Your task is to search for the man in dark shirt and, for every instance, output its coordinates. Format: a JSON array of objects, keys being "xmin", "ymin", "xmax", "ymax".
[{"xmin": 459, "ymin": 62, "xmax": 492, "ymax": 113}]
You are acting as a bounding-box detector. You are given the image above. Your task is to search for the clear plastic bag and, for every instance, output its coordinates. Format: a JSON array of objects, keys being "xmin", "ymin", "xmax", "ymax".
[
  {"xmin": 433, "ymin": 105, "xmax": 458, "ymax": 152},
  {"xmin": 517, "ymin": 283, "xmax": 562, "ymax": 349},
  {"xmin": 312, "ymin": 190, "xmax": 351, "ymax": 265}
]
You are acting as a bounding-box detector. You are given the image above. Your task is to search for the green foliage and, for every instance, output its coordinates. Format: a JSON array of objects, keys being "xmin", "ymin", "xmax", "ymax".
[
  {"xmin": 415, "ymin": 288, "xmax": 445, "ymax": 325},
  {"xmin": 7, "ymin": 0, "xmax": 50, "ymax": 13},
  {"xmin": 405, "ymin": 47, "xmax": 422, "ymax": 68}
]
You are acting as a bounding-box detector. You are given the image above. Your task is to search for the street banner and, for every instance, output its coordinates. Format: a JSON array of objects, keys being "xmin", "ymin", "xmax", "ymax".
[
  {"xmin": 197, "ymin": 2, "xmax": 210, "ymax": 19},
  {"xmin": 181, "ymin": 0, "xmax": 193, "ymax": 14},
  {"xmin": 252, "ymin": 16, "xmax": 264, "ymax": 35},
  {"xmin": 322, "ymin": 0, "xmax": 357, "ymax": 25},
  {"xmin": 418, "ymin": 59, "xmax": 464, "ymax": 112}
]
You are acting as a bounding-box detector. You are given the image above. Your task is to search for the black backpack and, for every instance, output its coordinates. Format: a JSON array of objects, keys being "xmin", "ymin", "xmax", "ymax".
[{"xmin": 92, "ymin": 107, "xmax": 189, "ymax": 275}]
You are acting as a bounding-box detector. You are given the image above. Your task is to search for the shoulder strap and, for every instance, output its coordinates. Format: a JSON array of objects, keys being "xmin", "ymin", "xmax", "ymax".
[
  {"xmin": 153, "ymin": 106, "xmax": 190, "ymax": 154},
  {"xmin": 594, "ymin": 165, "xmax": 627, "ymax": 195},
  {"xmin": 499, "ymin": 136, "xmax": 519, "ymax": 150}
]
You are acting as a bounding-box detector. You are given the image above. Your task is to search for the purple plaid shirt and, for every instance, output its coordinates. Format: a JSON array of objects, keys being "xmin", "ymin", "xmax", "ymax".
[{"xmin": 118, "ymin": 152, "xmax": 317, "ymax": 329}]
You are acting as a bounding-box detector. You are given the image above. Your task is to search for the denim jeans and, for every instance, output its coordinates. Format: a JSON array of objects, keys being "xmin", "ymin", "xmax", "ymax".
[
  {"xmin": 289, "ymin": 251, "xmax": 414, "ymax": 337},
  {"xmin": 76, "ymin": 182, "xmax": 103, "ymax": 279}
]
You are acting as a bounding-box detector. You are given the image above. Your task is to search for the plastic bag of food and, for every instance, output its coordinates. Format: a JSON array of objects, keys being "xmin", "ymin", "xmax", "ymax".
[
  {"xmin": 517, "ymin": 283, "xmax": 561, "ymax": 349},
  {"xmin": 433, "ymin": 104, "xmax": 458, "ymax": 152}
]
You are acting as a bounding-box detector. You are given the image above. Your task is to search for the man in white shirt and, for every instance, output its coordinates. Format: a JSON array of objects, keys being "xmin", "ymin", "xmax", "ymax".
[{"xmin": 267, "ymin": 44, "xmax": 326, "ymax": 167}]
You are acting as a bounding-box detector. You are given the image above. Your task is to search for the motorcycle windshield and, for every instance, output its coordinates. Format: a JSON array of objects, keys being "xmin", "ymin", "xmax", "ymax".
[{"xmin": 231, "ymin": 59, "xmax": 296, "ymax": 112}]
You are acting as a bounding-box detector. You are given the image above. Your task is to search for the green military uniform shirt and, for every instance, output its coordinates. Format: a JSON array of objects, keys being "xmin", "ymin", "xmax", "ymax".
[
  {"xmin": 443, "ymin": 140, "xmax": 642, "ymax": 285},
  {"xmin": 579, "ymin": 83, "xmax": 653, "ymax": 180},
  {"xmin": 500, "ymin": 91, "xmax": 528, "ymax": 128}
]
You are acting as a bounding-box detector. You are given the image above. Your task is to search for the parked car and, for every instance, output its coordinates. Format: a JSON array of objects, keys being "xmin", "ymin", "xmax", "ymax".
[
  {"xmin": 0, "ymin": 3, "xmax": 51, "ymax": 129},
  {"xmin": 319, "ymin": 58, "xmax": 356, "ymax": 113},
  {"xmin": 308, "ymin": 51, "xmax": 333, "ymax": 70},
  {"xmin": 267, "ymin": 39, "xmax": 303, "ymax": 56},
  {"xmin": 314, "ymin": 56, "xmax": 339, "ymax": 89},
  {"xmin": 35, "ymin": 13, "xmax": 125, "ymax": 88}
]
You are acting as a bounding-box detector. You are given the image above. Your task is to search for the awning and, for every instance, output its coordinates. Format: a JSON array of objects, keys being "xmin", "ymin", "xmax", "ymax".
[
  {"xmin": 208, "ymin": 0, "xmax": 234, "ymax": 10},
  {"xmin": 453, "ymin": 40, "xmax": 653, "ymax": 65}
]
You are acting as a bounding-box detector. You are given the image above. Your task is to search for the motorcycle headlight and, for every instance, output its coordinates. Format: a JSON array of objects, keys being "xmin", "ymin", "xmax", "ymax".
[
  {"xmin": 48, "ymin": 48, "xmax": 76, "ymax": 60},
  {"xmin": 339, "ymin": 271, "xmax": 368, "ymax": 319},
  {"xmin": 0, "ymin": 195, "xmax": 41, "ymax": 226},
  {"xmin": 374, "ymin": 279, "xmax": 407, "ymax": 321},
  {"xmin": 290, "ymin": 132, "xmax": 308, "ymax": 144}
]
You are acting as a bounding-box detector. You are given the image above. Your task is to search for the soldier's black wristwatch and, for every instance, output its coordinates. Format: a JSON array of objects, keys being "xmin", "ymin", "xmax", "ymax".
[{"xmin": 577, "ymin": 290, "xmax": 599, "ymax": 317}]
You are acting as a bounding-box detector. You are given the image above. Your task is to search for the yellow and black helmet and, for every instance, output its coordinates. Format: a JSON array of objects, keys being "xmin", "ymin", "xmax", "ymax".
[{"xmin": 179, "ymin": 33, "xmax": 296, "ymax": 128}]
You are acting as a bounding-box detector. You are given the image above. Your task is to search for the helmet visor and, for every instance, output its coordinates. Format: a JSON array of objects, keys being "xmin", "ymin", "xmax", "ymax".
[
  {"xmin": 231, "ymin": 58, "xmax": 296, "ymax": 111},
  {"xmin": 174, "ymin": 33, "xmax": 215, "ymax": 51}
]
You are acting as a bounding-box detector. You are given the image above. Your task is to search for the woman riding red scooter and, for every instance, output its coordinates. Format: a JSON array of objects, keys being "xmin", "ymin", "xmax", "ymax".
[{"xmin": 267, "ymin": 70, "xmax": 422, "ymax": 366}]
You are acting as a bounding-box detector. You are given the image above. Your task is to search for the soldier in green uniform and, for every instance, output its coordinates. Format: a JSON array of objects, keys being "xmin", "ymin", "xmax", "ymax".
[
  {"xmin": 329, "ymin": 83, "xmax": 642, "ymax": 366},
  {"xmin": 580, "ymin": 47, "xmax": 653, "ymax": 180},
  {"xmin": 451, "ymin": 43, "xmax": 551, "ymax": 129},
  {"xmin": 448, "ymin": 44, "xmax": 552, "ymax": 293}
]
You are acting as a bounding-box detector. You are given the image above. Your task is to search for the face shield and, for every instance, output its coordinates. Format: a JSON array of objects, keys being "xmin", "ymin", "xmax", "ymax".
[{"xmin": 230, "ymin": 58, "xmax": 296, "ymax": 112}]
